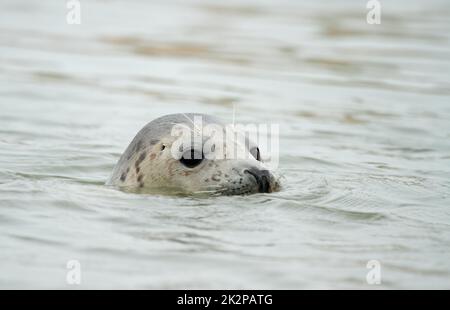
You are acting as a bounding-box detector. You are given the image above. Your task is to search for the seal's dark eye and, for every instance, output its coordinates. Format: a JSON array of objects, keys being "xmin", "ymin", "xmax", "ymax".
[
  {"xmin": 180, "ymin": 150, "xmax": 204, "ymax": 168},
  {"xmin": 250, "ymin": 147, "xmax": 261, "ymax": 161}
]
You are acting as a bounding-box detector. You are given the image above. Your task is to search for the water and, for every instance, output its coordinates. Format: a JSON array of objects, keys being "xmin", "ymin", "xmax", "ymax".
[{"xmin": 1, "ymin": 0, "xmax": 450, "ymax": 289}]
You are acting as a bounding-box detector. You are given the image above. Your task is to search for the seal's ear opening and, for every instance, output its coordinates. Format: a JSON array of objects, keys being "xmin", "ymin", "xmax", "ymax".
[{"xmin": 250, "ymin": 147, "xmax": 261, "ymax": 161}]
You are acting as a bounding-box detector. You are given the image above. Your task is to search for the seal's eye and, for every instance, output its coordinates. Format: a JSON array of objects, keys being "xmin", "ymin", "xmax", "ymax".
[
  {"xmin": 250, "ymin": 147, "xmax": 261, "ymax": 161},
  {"xmin": 180, "ymin": 150, "xmax": 204, "ymax": 168}
]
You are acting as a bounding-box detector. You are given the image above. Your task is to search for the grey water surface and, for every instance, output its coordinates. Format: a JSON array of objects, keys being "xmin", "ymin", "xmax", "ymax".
[{"xmin": 1, "ymin": 0, "xmax": 450, "ymax": 289}]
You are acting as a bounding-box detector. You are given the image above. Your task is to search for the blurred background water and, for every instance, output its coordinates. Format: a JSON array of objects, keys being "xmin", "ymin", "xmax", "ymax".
[{"xmin": 0, "ymin": 0, "xmax": 450, "ymax": 289}]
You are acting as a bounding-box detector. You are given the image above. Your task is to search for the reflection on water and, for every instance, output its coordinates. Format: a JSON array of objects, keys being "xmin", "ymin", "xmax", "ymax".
[{"xmin": 1, "ymin": 0, "xmax": 450, "ymax": 289}]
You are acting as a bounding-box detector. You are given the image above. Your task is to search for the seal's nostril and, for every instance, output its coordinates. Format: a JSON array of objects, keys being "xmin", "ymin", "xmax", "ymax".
[
  {"xmin": 244, "ymin": 168, "xmax": 272, "ymax": 193},
  {"xmin": 260, "ymin": 175, "xmax": 269, "ymax": 193}
]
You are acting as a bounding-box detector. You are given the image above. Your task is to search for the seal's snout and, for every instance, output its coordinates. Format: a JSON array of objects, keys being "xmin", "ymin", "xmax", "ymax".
[{"xmin": 245, "ymin": 168, "xmax": 274, "ymax": 193}]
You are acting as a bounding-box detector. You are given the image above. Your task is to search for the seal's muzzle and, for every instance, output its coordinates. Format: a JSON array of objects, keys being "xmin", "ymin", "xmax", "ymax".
[{"xmin": 245, "ymin": 168, "xmax": 274, "ymax": 193}]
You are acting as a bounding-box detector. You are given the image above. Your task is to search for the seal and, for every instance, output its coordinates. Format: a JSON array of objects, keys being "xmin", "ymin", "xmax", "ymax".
[{"xmin": 107, "ymin": 113, "xmax": 280, "ymax": 195}]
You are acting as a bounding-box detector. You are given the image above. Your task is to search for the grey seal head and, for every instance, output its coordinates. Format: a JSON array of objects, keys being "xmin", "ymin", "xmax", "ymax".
[{"xmin": 107, "ymin": 113, "xmax": 281, "ymax": 195}]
